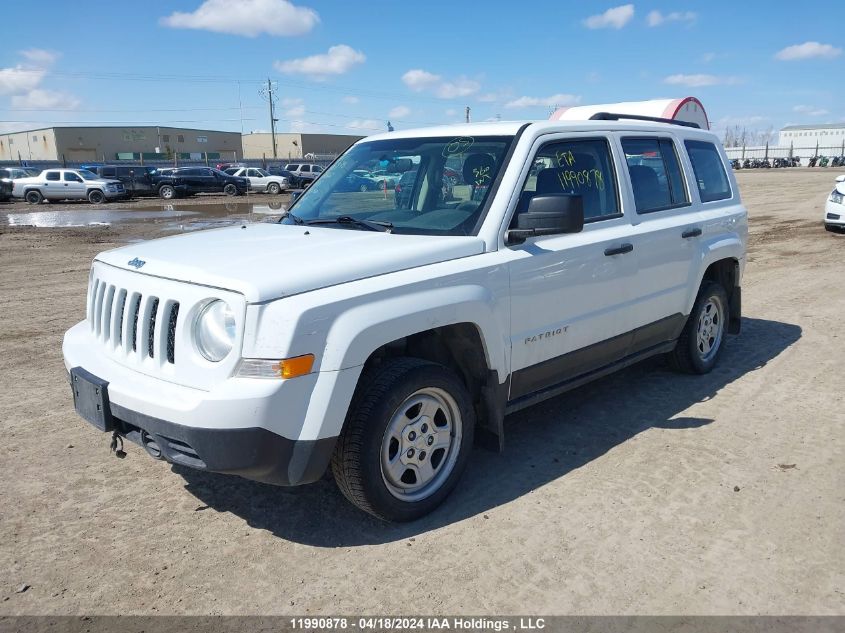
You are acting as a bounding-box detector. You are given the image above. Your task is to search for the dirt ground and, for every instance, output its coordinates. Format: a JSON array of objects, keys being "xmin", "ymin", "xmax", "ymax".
[{"xmin": 0, "ymin": 169, "xmax": 843, "ymax": 615}]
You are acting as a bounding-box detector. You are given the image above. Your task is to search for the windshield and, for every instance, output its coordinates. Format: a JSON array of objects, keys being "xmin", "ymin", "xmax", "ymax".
[
  {"xmin": 280, "ymin": 135, "xmax": 513, "ymax": 236},
  {"xmin": 78, "ymin": 170, "xmax": 100, "ymax": 181}
]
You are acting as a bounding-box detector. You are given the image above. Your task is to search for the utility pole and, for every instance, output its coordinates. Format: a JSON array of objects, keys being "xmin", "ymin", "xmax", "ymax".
[
  {"xmin": 260, "ymin": 79, "xmax": 279, "ymax": 159},
  {"xmin": 465, "ymin": 106, "xmax": 471, "ymax": 123}
]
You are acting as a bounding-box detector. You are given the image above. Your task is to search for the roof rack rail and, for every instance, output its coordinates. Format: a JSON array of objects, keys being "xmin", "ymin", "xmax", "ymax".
[{"xmin": 588, "ymin": 112, "xmax": 701, "ymax": 129}]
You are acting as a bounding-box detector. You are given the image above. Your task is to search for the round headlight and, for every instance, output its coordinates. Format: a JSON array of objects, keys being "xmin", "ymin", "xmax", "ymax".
[{"xmin": 194, "ymin": 299, "xmax": 236, "ymax": 362}]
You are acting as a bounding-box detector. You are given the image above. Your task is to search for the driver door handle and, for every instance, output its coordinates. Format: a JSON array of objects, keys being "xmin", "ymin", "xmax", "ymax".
[
  {"xmin": 604, "ymin": 243, "xmax": 634, "ymax": 256},
  {"xmin": 682, "ymin": 227, "xmax": 702, "ymax": 239}
]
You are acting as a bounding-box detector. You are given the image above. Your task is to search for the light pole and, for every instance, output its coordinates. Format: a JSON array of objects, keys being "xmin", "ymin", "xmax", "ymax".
[{"xmin": 259, "ymin": 79, "xmax": 280, "ymax": 159}]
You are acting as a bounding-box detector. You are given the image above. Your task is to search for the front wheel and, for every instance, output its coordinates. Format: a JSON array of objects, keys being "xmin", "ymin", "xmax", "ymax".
[
  {"xmin": 267, "ymin": 182, "xmax": 281, "ymax": 195},
  {"xmin": 223, "ymin": 183, "xmax": 238, "ymax": 196},
  {"xmin": 159, "ymin": 185, "xmax": 175, "ymax": 200},
  {"xmin": 87, "ymin": 189, "xmax": 105, "ymax": 204},
  {"xmin": 25, "ymin": 190, "xmax": 43, "ymax": 204},
  {"xmin": 667, "ymin": 281, "xmax": 729, "ymax": 374},
  {"xmin": 331, "ymin": 358, "xmax": 475, "ymax": 522}
]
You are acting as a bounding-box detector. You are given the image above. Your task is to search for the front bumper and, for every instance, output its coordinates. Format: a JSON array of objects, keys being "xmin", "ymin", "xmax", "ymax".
[
  {"xmin": 825, "ymin": 199, "xmax": 844, "ymax": 227},
  {"xmin": 63, "ymin": 320, "xmax": 345, "ymax": 486},
  {"xmin": 105, "ymin": 393, "xmax": 335, "ymax": 485}
]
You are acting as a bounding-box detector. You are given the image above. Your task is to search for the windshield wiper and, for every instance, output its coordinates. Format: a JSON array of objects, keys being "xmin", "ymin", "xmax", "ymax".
[
  {"xmin": 279, "ymin": 211, "xmax": 305, "ymax": 225},
  {"xmin": 306, "ymin": 215, "xmax": 393, "ymax": 233}
]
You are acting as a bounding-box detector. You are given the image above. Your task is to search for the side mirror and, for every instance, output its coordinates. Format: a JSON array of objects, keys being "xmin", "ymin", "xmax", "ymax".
[{"xmin": 507, "ymin": 194, "xmax": 584, "ymax": 244}]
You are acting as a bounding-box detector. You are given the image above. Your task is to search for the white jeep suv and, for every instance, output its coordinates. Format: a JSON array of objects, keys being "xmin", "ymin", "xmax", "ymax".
[{"xmin": 64, "ymin": 116, "xmax": 746, "ymax": 521}]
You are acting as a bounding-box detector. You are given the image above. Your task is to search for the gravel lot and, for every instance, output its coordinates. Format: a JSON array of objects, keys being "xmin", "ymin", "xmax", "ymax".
[{"xmin": 0, "ymin": 170, "xmax": 843, "ymax": 615}]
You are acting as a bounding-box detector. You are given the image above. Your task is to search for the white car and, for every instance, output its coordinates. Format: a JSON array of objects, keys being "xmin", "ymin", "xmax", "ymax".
[
  {"xmin": 13, "ymin": 168, "xmax": 125, "ymax": 204},
  {"xmin": 224, "ymin": 167, "xmax": 288, "ymax": 194},
  {"xmin": 63, "ymin": 116, "xmax": 746, "ymax": 521},
  {"xmin": 824, "ymin": 174, "xmax": 845, "ymax": 232}
]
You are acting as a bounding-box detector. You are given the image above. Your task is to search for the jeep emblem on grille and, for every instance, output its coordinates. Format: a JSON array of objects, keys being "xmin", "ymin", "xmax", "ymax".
[{"xmin": 127, "ymin": 257, "xmax": 146, "ymax": 269}]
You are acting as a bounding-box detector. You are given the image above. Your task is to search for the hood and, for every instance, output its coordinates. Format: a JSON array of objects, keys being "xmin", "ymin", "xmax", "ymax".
[{"xmin": 96, "ymin": 223, "xmax": 485, "ymax": 302}]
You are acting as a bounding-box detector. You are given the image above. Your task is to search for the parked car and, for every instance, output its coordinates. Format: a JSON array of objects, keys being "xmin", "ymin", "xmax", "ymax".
[
  {"xmin": 267, "ymin": 165, "xmax": 303, "ymax": 188},
  {"xmin": 824, "ymin": 174, "xmax": 845, "ymax": 233},
  {"xmin": 0, "ymin": 167, "xmax": 39, "ymax": 201},
  {"xmin": 150, "ymin": 167, "xmax": 249, "ymax": 199},
  {"xmin": 13, "ymin": 168, "xmax": 125, "ymax": 204},
  {"xmin": 216, "ymin": 162, "xmax": 247, "ymax": 172},
  {"xmin": 283, "ymin": 163, "xmax": 323, "ymax": 185},
  {"xmin": 88, "ymin": 165, "xmax": 156, "ymax": 197},
  {"xmin": 63, "ymin": 116, "xmax": 746, "ymax": 521},
  {"xmin": 368, "ymin": 170, "xmax": 403, "ymax": 188},
  {"xmin": 223, "ymin": 167, "xmax": 288, "ymax": 194},
  {"xmin": 335, "ymin": 173, "xmax": 379, "ymax": 192}
]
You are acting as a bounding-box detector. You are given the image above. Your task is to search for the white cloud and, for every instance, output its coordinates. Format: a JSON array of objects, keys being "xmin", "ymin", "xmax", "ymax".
[
  {"xmin": 402, "ymin": 69, "xmax": 441, "ymax": 92},
  {"xmin": 505, "ymin": 93, "xmax": 582, "ymax": 109},
  {"xmin": 341, "ymin": 95, "xmax": 359, "ymax": 104},
  {"xmin": 663, "ymin": 73, "xmax": 741, "ymax": 87},
  {"xmin": 401, "ymin": 69, "xmax": 479, "ymax": 99},
  {"xmin": 345, "ymin": 119, "xmax": 383, "ymax": 131},
  {"xmin": 161, "ymin": 0, "xmax": 318, "ymax": 37},
  {"xmin": 10, "ymin": 89, "xmax": 80, "ymax": 110},
  {"xmin": 389, "ymin": 105, "xmax": 411, "ymax": 119},
  {"xmin": 274, "ymin": 44, "xmax": 365, "ymax": 78},
  {"xmin": 0, "ymin": 66, "xmax": 45, "ymax": 95},
  {"xmin": 19, "ymin": 49, "xmax": 59, "ymax": 66},
  {"xmin": 445, "ymin": 108, "xmax": 457, "ymax": 117},
  {"xmin": 701, "ymin": 52, "xmax": 717, "ymax": 63},
  {"xmin": 584, "ymin": 4, "xmax": 634, "ymax": 29},
  {"xmin": 477, "ymin": 93, "xmax": 499, "ymax": 103},
  {"xmin": 284, "ymin": 104, "xmax": 305, "ymax": 117},
  {"xmin": 775, "ymin": 41, "xmax": 842, "ymax": 61},
  {"xmin": 793, "ymin": 105, "xmax": 829, "ymax": 117},
  {"xmin": 647, "ymin": 10, "xmax": 696, "ymax": 27}
]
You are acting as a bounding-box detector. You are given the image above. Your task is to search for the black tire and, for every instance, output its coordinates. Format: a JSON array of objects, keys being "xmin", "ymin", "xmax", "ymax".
[
  {"xmin": 223, "ymin": 183, "xmax": 238, "ymax": 196},
  {"xmin": 331, "ymin": 358, "xmax": 475, "ymax": 522},
  {"xmin": 25, "ymin": 190, "xmax": 43, "ymax": 204},
  {"xmin": 87, "ymin": 189, "xmax": 105, "ymax": 204},
  {"xmin": 667, "ymin": 281, "xmax": 730, "ymax": 374},
  {"xmin": 267, "ymin": 182, "xmax": 281, "ymax": 195},
  {"xmin": 359, "ymin": 183, "xmax": 368, "ymax": 192},
  {"xmin": 159, "ymin": 185, "xmax": 176, "ymax": 200}
]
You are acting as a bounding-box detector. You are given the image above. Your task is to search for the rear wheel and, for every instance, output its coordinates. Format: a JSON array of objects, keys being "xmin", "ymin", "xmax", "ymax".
[
  {"xmin": 159, "ymin": 185, "xmax": 175, "ymax": 200},
  {"xmin": 223, "ymin": 183, "xmax": 238, "ymax": 196},
  {"xmin": 267, "ymin": 182, "xmax": 281, "ymax": 195},
  {"xmin": 87, "ymin": 189, "xmax": 105, "ymax": 204},
  {"xmin": 668, "ymin": 281, "xmax": 729, "ymax": 374},
  {"xmin": 25, "ymin": 190, "xmax": 43, "ymax": 204},
  {"xmin": 331, "ymin": 358, "xmax": 474, "ymax": 522}
]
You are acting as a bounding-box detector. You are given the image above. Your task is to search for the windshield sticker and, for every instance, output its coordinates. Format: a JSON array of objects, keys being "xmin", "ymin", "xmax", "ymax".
[
  {"xmin": 557, "ymin": 168, "xmax": 605, "ymax": 191},
  {"xmin": 473, "ymin": 165, "xmax": 491, "ymax": 186},
  {"xmin": 442, "ymin": 137, "xmax": 474, "ymax": 157}
]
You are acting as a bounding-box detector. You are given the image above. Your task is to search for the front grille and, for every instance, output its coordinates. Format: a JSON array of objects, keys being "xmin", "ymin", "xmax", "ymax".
[{"xmin": 89, "ymin": 279, "xmax": 179, "ymax": 365}]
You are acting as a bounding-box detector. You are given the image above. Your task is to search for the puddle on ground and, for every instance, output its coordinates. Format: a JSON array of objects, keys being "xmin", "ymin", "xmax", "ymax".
[{"xmin": 0, "ymin": 201, "xmax": 286, "ymax": 231}]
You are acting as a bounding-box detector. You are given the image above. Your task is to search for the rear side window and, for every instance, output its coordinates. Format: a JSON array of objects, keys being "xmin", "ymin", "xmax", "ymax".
[
  {"xmin": 622, "ymin": 138, "xmax": 689, "ymax": 213},
  {"xmin": 45, "ymin": 171, "xmax": 60, "ymax": 181},
  {"xmin": 300, "ymin": 165, "xmax": 310, "ymax": 172},
  {"xmin": 684, "ymin": 140, "xmax": 732, "ymax": 202},
  {"xmin": 514, "ymin": 138, "xmax": 620, "ymax": 223}
]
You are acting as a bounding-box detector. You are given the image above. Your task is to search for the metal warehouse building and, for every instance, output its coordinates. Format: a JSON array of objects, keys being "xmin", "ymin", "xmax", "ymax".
[
  {"xmin": 241, "ymin": 132, "xmax": 364, "ymax": 160},
  {"xmin": 779, "ymin": 123, "xmax": 845, "ymax": 152},
  {"xmin": 0, "ymin": 126, "xmax": 243, "ymax": 162}
]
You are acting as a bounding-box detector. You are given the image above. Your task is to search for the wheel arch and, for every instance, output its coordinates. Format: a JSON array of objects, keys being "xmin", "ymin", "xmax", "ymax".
[{"xmin": 689, "ymin": 249, "xmax": 743, "ymax": 335}]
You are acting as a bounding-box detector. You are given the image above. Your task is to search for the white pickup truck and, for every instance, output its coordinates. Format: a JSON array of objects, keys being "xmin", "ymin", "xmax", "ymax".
[{"xmin": 63, "ymin": 116, "xmax": 747, "ymax": 521}]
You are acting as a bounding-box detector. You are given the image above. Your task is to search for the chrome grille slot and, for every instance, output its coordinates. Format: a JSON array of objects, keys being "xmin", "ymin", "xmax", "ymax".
[
  {"xmin": 131, "ymin": 293, "xmax": 142, "ymax": 352},
  {"xmin": 166, "ymin": 303, "xmax": 180, "ymax": 364},
  {"xmin": 101, "ymin": 285, "xmax": 115, "ymax": 343},
  {"xmin": 93, "ymin": 281, "xmax": 106, "ymax": 336},
  {"xmin": 113, "ymin": 289, "xmax": 127, "ymax": 347},
  {"xmin": 147, "ymin": 298, "xmax": 160, "ymax": 359},
  {"xmin": 88, "ymin": 279, "xmax": 100, "ymax": 327}
]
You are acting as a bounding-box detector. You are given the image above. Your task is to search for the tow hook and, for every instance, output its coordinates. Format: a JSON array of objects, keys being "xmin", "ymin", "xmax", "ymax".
[{"xmin": 109, "ymin": 431, "xmax": 126, "ymax": 459}]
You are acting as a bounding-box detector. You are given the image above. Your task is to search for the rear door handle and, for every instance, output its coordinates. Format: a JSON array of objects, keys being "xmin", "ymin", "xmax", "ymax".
[
  {"xmin": 604, "ymin": 243, "xmax": 634, "ymax": 256},
  {"xmin": 682, "ymin": 227, "xmax": 702, "ymax": 239}
]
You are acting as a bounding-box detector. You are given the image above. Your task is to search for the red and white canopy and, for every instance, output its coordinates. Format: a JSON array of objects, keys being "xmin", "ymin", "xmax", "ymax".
[{"xmin": 550, "ymin": 97, "xmax": 709, "ymax": 130}]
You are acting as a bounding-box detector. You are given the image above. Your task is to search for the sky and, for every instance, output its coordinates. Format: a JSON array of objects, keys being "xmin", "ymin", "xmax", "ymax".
[{"xmin": 1, "ymin": 0, "xmax": 843, "ymax": 140}]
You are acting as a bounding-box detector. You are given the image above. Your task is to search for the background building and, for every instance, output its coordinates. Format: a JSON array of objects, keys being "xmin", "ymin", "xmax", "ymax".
[
  {"xmin": 779, "ymin": 123, "xmax": 845, "ymax": 152},
  {"xmin": 0, "ymin": 126, "xmax": 242, "ymax": 162},
  {"xmin": 241, "ymin": 132, "xmax": 364, "ymax": 160}
]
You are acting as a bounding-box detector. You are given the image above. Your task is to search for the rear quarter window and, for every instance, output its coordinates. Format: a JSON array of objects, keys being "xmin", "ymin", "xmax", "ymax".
[{"xmin": 684, "ymin": 140, "xmax": 732, "ymax": 202}]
